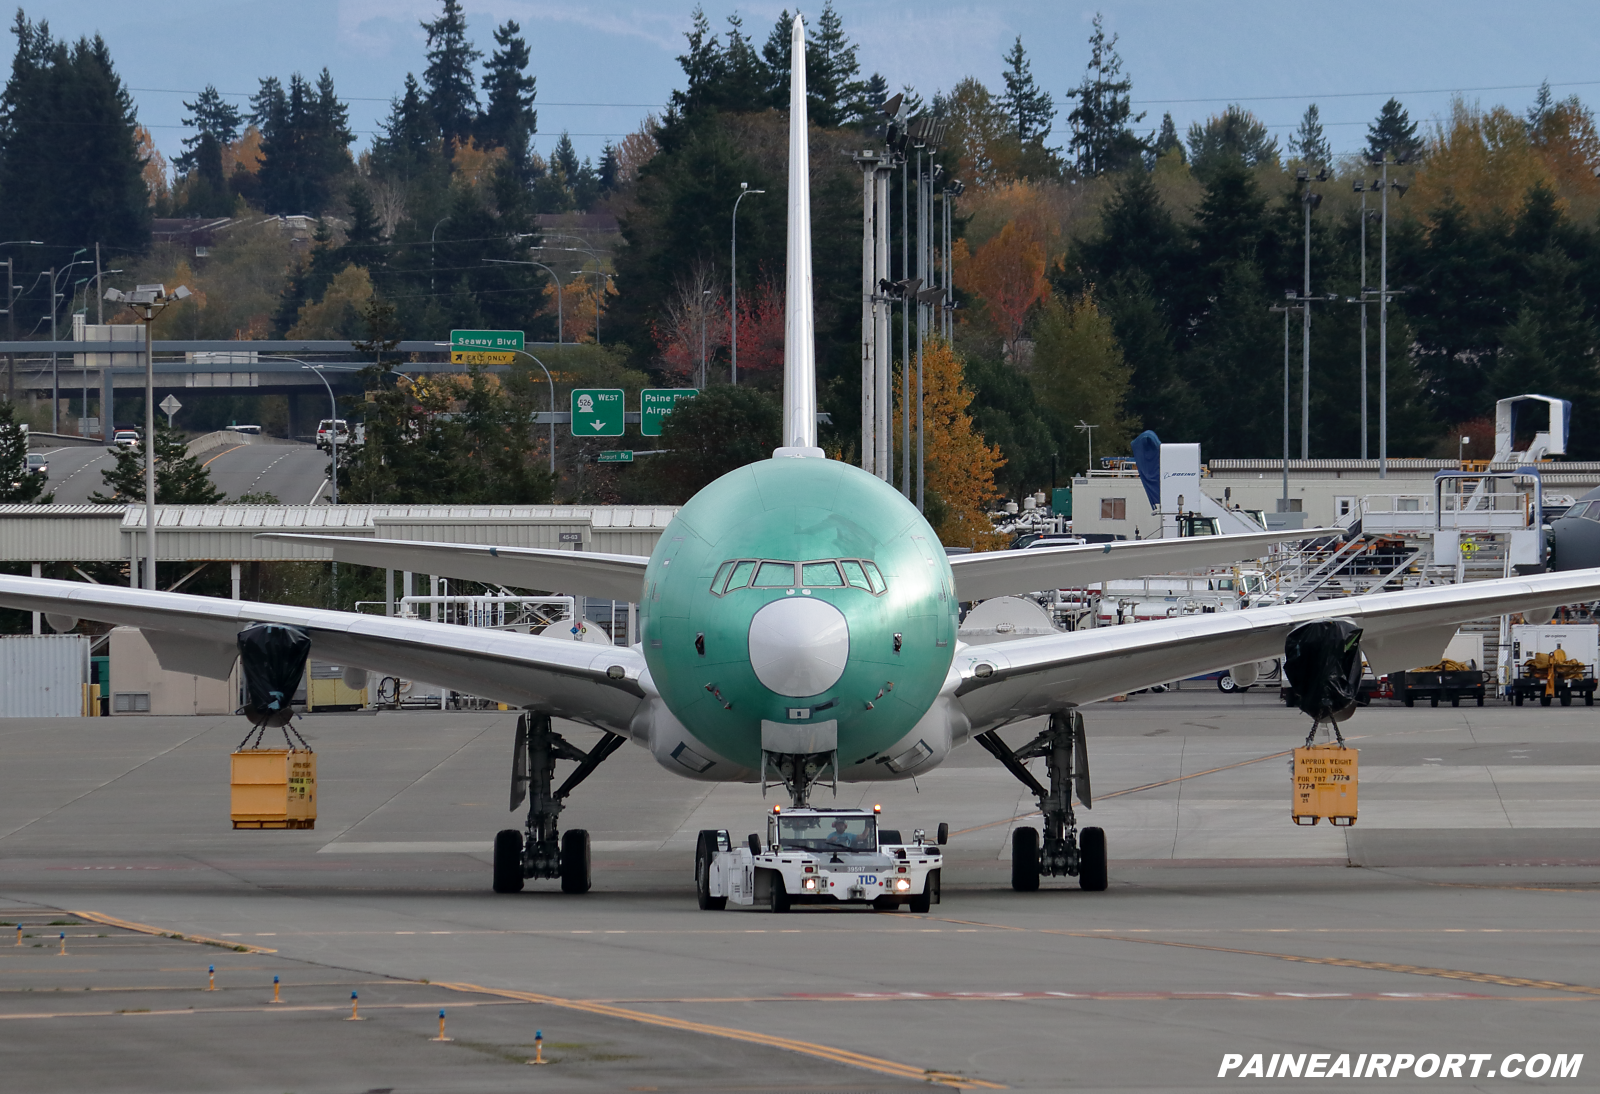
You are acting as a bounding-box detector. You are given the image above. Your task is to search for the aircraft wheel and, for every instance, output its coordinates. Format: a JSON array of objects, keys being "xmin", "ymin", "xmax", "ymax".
[
  {"xmin": 695, "ymin": 830, "xmax": 726, "ymax": 910},
  {"xmin": 1011, "ymin": 828, "xmax": 1040, "ymax": 892},
  {"xmin": 769, "ymin": 874, "xmax": 791, "ymax": 913},
  {"xmin": 492, "ymin": 829, "xmax": 524, "ymax": 894},
  {"xmin": 1217, "ymin": 674, "xmax": 1237, "ymax": 693},
  {"xmin": 560, "ymin": 828, "xmax": 591, "ymax": 893},
  {"xmin": 1079, "ymin": 827, "xmax": 1108, "ymax": 892}
]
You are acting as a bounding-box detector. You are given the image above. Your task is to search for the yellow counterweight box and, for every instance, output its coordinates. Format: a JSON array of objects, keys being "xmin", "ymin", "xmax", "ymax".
[
  {"xmin": 230, "ymin": 749, "xmax": 317, "ymax": 829},
  {"xmin": 1291, "ymin": 744, "xmax": 1358, "ymax": 826}
]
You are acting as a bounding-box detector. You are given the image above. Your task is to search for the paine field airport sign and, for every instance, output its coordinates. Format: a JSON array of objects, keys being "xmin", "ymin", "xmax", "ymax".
[
  {"xmin": 450, "ymin": 329, "xmax": 524, "ymax": 364},
  {"xmin": 640, "ymin": 388, "xmax": 697, "ymax": 436}
]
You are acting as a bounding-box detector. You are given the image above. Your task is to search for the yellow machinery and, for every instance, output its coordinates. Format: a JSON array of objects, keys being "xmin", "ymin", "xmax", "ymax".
[
  {"xmin": 230, "ymin": 749, "xmax": 317, "ymax": 829},
  {"xmin": 1291, "ymin": 744, "xmax": 1358, "ymax": 826},
  {"xmin": 305, "ymin": 662, "xmax": 368, "ymax": 711}
]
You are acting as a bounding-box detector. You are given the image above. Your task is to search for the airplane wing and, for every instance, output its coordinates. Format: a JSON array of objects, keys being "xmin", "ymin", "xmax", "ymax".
[
  {"xmin": 952, "ymin": 568, "xmax": 1600, "ymax": 734},
  {"xmin": 947, "ymin": 528, "xmax": 1339, "ymax": 601},
  {"xmin": 256, "ymin": 534, "xmax": 650, "ymax": 603},
  {"xmin": 0, "ymin": 576, "xmax": 647, "ymax": 733}
]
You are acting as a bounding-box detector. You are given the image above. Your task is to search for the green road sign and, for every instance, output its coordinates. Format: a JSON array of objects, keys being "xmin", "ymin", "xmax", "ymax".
[
  {"xmin": 597, "ymin": 450, "xmax": 634, "ymax": 464},
  {"xmin": 571, "ymin": 388, "xmax": 625, "ymax": 437},
  {"xmin": 640, "ymin": 388, "xmax": 698, "ymax": 437},
  {"xmin": 450, "ymin": 329, "xmax": 524, "ymax": 351}
]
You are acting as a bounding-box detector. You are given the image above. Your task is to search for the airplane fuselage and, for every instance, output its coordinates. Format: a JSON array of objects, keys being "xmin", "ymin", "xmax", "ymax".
[{"xmin": 638, "ymin": 457, "xmax": 959, "ymax": 781}]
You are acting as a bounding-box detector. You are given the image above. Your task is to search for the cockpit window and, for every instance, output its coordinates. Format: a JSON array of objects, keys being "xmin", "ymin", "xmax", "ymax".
[
  {"xmin": 753, "ymin": 561, "xmax": 797, "ymax": 587},
  {"xmin": 801, "ymin": 561, "xmax": 844, "ymax": 587},
  {"xmin": 713, "ymin": 558, "xmax": 887, "ymax": 595},
  {"xmin": 839, "ymin": 560, "xmax": 872, "ymax": 591},
  {"xmin": 863, "ymin": 561, "xmax": 886, "ymax": 594},
  {"xmin": 725, "ymin": 560, "xmax": 757, "ymax": 591}
]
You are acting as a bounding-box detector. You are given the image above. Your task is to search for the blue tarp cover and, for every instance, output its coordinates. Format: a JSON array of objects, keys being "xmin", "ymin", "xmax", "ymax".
[{"xmin": 1130, "ymin": 430, "xmax": 1161, "ymax": 507}]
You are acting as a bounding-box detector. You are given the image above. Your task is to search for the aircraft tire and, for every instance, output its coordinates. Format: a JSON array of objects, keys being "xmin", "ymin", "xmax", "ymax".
[
  {"xmin": 1079, "ymin": 827, "xmax": 1108, "ymax": 891},
  {"xmin": 1011, "ymin": 828, "xmax": 1040, "ymax": 892},
  {"xmin": 695, "ymin": 830, "xmax": 726, "ymax": 910},
  {"xmin": 560, "ymin": 828, "xmax": 591, "ymax": 894},
  {"xmin": 1217, "ymin": 675, "xmax": 1237, "ymax": 693},
  {"xmin": 492, "ymin": 829, "xmax": 524, "ymax": 893}
]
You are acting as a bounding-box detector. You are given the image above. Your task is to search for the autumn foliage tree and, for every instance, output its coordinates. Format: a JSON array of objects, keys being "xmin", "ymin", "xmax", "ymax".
[
  {"xmin": 1029, "ymin": 292, "xmax": 1139, "ymax": 474},
  {"xmin": 955, "ymin": 219, "xmax": 1048, "ymax": 361},
  {"xmin": 896, "ymin": 339, "xmax": 1006, "ymax": 551}
]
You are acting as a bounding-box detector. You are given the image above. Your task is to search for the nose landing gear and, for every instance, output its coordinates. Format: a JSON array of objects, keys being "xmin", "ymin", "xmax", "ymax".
[{"xmin": 975, "ymin": 710, "xmax": 1107, "ymax": 892}]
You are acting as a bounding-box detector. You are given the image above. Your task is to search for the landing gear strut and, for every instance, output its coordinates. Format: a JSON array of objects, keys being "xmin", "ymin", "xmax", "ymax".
[
  {"xmin": 975, "ymin": 710, "xmax": 1107, "ymax": 892},
  {"xmin": 493, "ymin": 711, "xmax": 625, "ymax": 894},
  {"xmin": 762, "ymin": 749, "xmax": 838, "ymax": 808}
]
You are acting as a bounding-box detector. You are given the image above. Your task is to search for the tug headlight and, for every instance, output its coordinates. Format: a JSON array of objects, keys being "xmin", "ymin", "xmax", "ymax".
[
  {"xmin": 802, "ymin": 877, "xmax": 818, "ymax": 891},
  {"xmin": 895, "ymin": 878, "xmax": 912, "ymax": 892}
]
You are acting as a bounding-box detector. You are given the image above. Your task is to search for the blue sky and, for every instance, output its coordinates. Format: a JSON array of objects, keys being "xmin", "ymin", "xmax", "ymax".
[{"xmin": 42, "ymin": 1, "xmax": 1600, "ymax": 171}]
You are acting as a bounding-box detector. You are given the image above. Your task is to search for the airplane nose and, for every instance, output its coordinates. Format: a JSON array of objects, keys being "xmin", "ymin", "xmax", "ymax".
[{"xmin": 747, "ymin": 596, "xmax": 850, "ymax": 697}]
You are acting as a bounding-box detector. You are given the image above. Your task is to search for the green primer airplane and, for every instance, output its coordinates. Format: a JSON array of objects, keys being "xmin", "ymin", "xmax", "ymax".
[{"xmin": 5, "ymin": 15, "xmax": 1600, "ymax": 897}]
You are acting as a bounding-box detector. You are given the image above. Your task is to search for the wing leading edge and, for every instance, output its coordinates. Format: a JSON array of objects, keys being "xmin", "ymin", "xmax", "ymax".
[
  {"xmin": 951, "ymin": 567, "xmax": 1600, "ymax": 734},
  {"xmin": 0, "ymin": 576, "xmax": 647, "ymax": 734},
  {"xmin": 255, "ymin": 534, "xmax": 650, "ymax": 603},
  {"xmin": 948, "ymin": 528, "xmax": 1339, "ymax": 601}
]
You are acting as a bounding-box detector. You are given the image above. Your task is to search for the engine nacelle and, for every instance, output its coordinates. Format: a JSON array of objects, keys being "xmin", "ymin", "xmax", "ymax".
[
  {"xmin": 1283, "ymin": 619, "xmax": 1364, "ymax": 724},
  {"xmin": 238, "ymin": 623, "xmax": 311, "ymax": 728},
  {"xmin": 1229, "ymin": 661, "xmax": 1260, "ymax": 688}
]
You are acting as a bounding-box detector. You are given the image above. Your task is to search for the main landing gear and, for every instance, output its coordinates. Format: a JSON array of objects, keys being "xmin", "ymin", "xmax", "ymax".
[
  {"xmin": 493, "ymin": 711, "xmax": 626, "ymax": 894},
  {"xmin": 975, "ymin": 710, "xmax": 1107, "ymax": 892}
]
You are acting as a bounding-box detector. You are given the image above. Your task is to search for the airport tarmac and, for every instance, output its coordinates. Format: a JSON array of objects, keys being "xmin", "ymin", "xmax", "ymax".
[{"xmin": 2, "ymin": 690, "xmax": 1597, "ymax": 1092}]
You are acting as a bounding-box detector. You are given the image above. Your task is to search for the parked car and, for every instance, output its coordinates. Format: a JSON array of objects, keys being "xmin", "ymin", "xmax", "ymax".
[
  {"xmin": 25, "ymin": 452, "xmax": 47, "ymax": 477},
  {"xmin": 113, "ymin": 430, "xmax": 140, "ymax": 449}
]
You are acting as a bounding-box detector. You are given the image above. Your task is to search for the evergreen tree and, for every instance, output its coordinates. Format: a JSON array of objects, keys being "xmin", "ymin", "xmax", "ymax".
[
  {"xmin": 597, "ymin": 142, "xmax": 619, "ymax": 192},
  {"xmin": 805, "ymin": 2, "xmax": 864, "ymax": 127},
  {"xmin": 175, "ymin": 84, "xmax": 241, "ymax": 172},
  {"xmin": 1288, "ymin": 103, "xmax": 1331, "ymax": 169},
  {"xmin": 91, "ymin": 422, "xmax": 224, "ymax": 504},
  {"xmin": 1151, "ymin": 111, "xmax": 1183, "ymax": 163},
  {"xmin": 256, "ymin": 70, "xmax": 354, "ymax": 214},
  {"xmin": 1064, "ymin": 14, "xmax": 1146, "ymax": 176},
  {"xmin": 1526, "ymin": 79, "xmax": 1555, "ymax": 134},
  {"xmin": 1186, "ymin": 104, "xmax": 1278, "ymax": 182},
  {"xmin": 249, "ymin": 76, "xmax": 286, "ymax": 130},
  {"xmin": 0, "ymin": 397, "xmax": 49, "ymax": 503},
  {"xmin": 477, "ymin": 19, "xmax": 536, "ymax": 160},
  {"xmin": 1000, "ymin": 37, "xmax": 1055, "ymax": 143},
  {"xmin": 552, "ymin": 131, "xmax": 579, "ymax": 183},
  {"xmin": 862, "ymin": 72, "xmax": 889, "ymax": 118},
  {"xmin": 0, "ymin": 13, "xmax": 148, "ymax": 250},
  {"xmin": 371, "ymin": 74, "xmax": 438, "ymax": 176},
  {"xmin": 636, "ymin": 385, "xmax": 780, "ymax": 503},
  {"xmin": 1073, "ymin": 168, "xmax": 1184, "ymax": 308},
  {"xmin": 1366, "ymin": 97, "xmax": 1422, "ymax": 162},
  {"xmin": 718, "ymin": 12, "xmax": 772, "ymax": 112},
  {"xmin": 421, "ymin": 0, "xmax": 481, "ymax": 148}
]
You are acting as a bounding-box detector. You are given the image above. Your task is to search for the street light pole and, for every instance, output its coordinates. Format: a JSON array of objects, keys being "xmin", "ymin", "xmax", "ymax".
[
  {"xmin": 513, "ymin": 349, "xmax": 558, "ymax": 478},
  {"xmin": 302, "ymin": 364, "xmax": 339, "ymax": 507},
  {"xmin": 485, "ymin": 258, "xmax": 563, "ymax": 344},
  {"xmin": 731, "ymin": 182, "xmax": 763, "ymax": 385},
  {"xmin": 430, "ymin": 216, "xmax": 450, "ymax": 295},
  {"xmin": 0, "ymin": 241, "xmax": 41, "ymax": 404},
  {"xmin": 105, "ymin": 282, "xmax": 191, "ymax": 591},
  {"xmin": 1270, "ymin": 301, "xmax": 1304, "ymax": 510}
]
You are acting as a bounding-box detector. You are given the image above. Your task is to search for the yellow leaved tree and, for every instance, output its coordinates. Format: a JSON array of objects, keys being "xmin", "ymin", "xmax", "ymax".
[{"xmin": 895, "ymin": 338, "xmax": 1007, "ymax": 551}]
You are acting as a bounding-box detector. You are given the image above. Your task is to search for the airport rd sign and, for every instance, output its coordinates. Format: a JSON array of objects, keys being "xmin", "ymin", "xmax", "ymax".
[
  {"xmin": 597, "ymin": 450, "xmax": 634, "ymax": 464},
  {"xmin": 640, "ymin": 388, "xmax": 697, "ymax": 437},
  {"xmin": 571, "ymin": 388, "xmax": 625, "ymax": 436},
  {"xmin": 450, "ymin": 329, "xmax": 523, "ymax": 365}
]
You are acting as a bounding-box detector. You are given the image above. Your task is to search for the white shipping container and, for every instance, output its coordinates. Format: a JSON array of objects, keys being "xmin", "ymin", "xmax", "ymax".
[
  {"xmin": 1509, "ymin": 624, "xmax": 1600, "ymax": 672},
  {"xmin": 0, "ymin": 635, "xmax": 91, "ymax": 717}
]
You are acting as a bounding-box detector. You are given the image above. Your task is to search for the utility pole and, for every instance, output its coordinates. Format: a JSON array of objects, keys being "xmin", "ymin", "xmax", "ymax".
[
  {"xmin": 731, "ymin": 182, "xmax": 763, "ymax": 385},
  {"xmin": 48, "ymin": 266, "xmax": 56, "ymax": 433},
  {"xmin": 1295, "ymin": 167, "xmax": 1325, "ymax": 460},
  {"xmin": 1270, "ymin": 301, "xmax": 1304, "ymax": 511}
]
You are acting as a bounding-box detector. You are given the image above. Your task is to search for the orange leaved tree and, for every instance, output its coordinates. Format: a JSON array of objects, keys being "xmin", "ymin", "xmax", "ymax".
[
  {"xmin": 895, "ymin": 338, "xmax": 1007, "ymax": 551},
  {"xmin": 955, "ymin": 219, "xmax": 1047, "ymax": 362}
]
